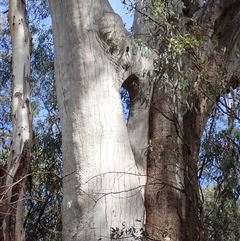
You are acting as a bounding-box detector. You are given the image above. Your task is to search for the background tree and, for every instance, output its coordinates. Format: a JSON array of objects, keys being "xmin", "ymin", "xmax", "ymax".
[
  {"xmin": 0, "ymin": 0, "xmax": 62, "ymax": 240},
  {"xmin": 0, "ymin": 1, "xmax": 32, "ymax": 240},
  {"xmin": 200, "ymin": 91, "xmax": 240, "ymax": 241}
]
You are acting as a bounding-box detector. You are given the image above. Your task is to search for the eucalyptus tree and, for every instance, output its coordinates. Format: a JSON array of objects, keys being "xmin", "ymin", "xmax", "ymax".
[
  {"xmin": 0, "ymin": 0, "xmax": 62, "ymax": 240},
  {"xmin": 0, "ymin": 1, "xmax": 32, "ymax": 240},
  {"xmin": 49, "ymin": 0, "xmax": 240, "ymax": 241},
  {"xmin": 200, "ymin": 91, "xmax": 240, "ymax": 241},
  {"xmin": 1, "ymin": 0, "xmax": 240, "ymax": 240}
]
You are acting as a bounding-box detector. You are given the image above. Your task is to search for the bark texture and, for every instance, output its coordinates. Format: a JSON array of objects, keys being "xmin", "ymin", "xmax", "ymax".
[
  {"xmin": 49, "ymin": 1, "xmax": 152, "ymax": 240},
  {"xmin": 49, "ymin": 0, "xmax": 240, "ymax": 241},
  {"xmin": 0, "ymin": 1, "xmax": 32, "ymax": 240},
  {"xmin": 133, "ymin": 0, "xmax": 240, "ymax": 240}
]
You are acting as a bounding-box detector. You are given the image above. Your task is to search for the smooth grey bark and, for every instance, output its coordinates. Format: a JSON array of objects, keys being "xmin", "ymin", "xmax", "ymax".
[
  {"xmin": 0, "ymin": 1, "xmax": 32, "ymax": 240},
  {"xmin": 49, "ymin": 1, "xmax": 152, "ymax": 240}
]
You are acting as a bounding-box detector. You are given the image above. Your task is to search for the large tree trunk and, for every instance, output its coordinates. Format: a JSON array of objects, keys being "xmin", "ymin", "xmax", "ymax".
[
  {"xmin": 144, "ymin": 89, "xmax": 203, "ymax": 241},
  {"xmin": 0, "ymin": 1, "xmax": 32, "ymax": 240},
  {"xmin": 134, "ymin": 0, "xmax": 240, "ymax": 240},
  {"xmin": 49, "ymin": 0, "xmax": 240, "ymax": 240},
  {"xmin": 49, "ymin": 1, "xmax": 152, "ymax": 240}
]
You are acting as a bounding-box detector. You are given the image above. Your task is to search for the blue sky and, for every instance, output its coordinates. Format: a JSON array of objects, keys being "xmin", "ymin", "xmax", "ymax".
[
  {"xmin": 109, "ymin": 0, "xmax": 133, "ymax": 30},
  {"xmin": 40, "ymin": 1, "xmax": 133, "ymax": 29}
]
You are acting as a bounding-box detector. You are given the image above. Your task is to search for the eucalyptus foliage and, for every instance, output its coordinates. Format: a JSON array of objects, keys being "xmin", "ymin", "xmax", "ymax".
[
  {"xmin": 123, "ymin": 1, "xmax": 240, "ymax": 240},
  {"xmin": 199, "ymin": 93, "xmax": 240, "ymax": 241}
]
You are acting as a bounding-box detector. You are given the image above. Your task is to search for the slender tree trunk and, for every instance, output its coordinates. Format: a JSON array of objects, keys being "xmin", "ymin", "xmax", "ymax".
[{"xmin": 0, "ymin": 1, "xmax": 32, "ymax": 240}]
